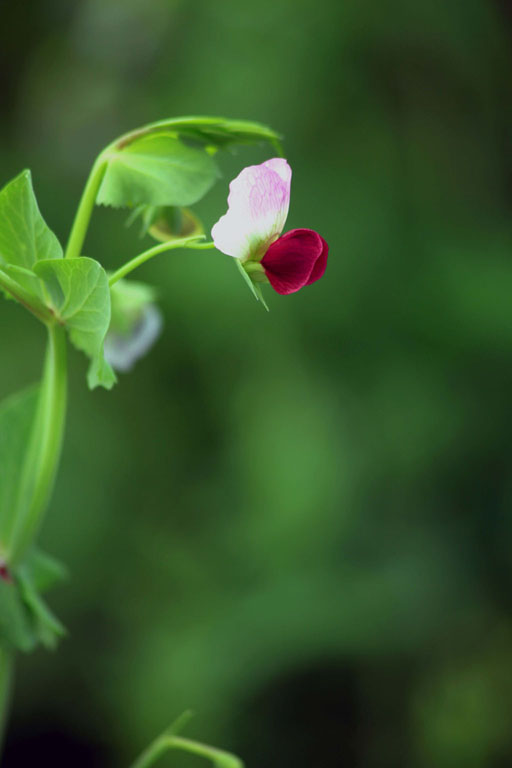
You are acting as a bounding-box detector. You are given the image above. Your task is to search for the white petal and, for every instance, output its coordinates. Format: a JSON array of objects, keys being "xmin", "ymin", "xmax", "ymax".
[
  {"xmin": 211, "ymin": 159, "xmax": 292, "ymax": 260},
  {"xmin": 262, "ymin": 157, "xmax": 292, "ymax": 184}
]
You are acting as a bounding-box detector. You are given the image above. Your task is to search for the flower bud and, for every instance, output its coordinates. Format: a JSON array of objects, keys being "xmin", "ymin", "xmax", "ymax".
[
  {"xmin": 127, "ymin": 204, "xmax": 203, "ymax": 242},
  {"xmin": 104, "ymin": 280, "xmax": 162, "ymax": 372},
  {"xmin": 149, "ymin": 206, "xmax": 203, "ymax": 242}
]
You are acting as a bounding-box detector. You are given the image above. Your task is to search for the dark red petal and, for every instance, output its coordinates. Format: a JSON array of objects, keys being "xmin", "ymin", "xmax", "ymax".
[
  {"xmin": 261, "ymin": 228, "xmax": 326, "ymax": 295},
  {"xmin": 305, "ymin": 234, "xmax": 328, "ymax": 285}
]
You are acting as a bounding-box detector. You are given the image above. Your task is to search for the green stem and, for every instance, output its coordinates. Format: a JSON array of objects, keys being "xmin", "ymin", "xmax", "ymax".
[
  {"xmin": 4, "ymin": 324, "xmax": 67, "ymax": 566},
  {"xmin": 0, "ymin": 648, "xmax": 13, "ymax": 754},
  {"xmin": 108, "ymin": 237, "xmax": 215, "ymax": 287},
  {"xmin": 130, "ymin": 734, "xmax": 243, "ymax": 768},
  {"xmin": 64, "ymin": 155, "xmax": 108, "ymax": 260}
]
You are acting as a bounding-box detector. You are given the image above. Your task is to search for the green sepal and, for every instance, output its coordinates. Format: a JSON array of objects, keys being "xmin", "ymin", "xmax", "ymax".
[
  {"xmin": 252, "ymin": 282, "xmax": 270, "ymax": 312},
  {"xmin": 234, "ymin": 260, "xmax": 270, "ymax": 311},
  {"xmin": 34, "ymin": 257, "xmax": 116, "ymax": 390},
  {"xmin": 0, "ymin": 577, "xmax": 36, "ymax": 652},
  {"xmin": 17, "ymin": 556, "xmax": 66, "ymax": 651},
  {"xmin": 0, "ymin": 549, "xmax": 67, "ymax": 653},
  {"xmin": 21, "ymin": 548, "xmax": 68, "ymax": 594}
]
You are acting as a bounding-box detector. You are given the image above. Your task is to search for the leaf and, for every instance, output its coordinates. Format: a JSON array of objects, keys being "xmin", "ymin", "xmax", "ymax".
[
  {"xmin": 0, "ymin": 578, "xmax": 35, "ymax": 652},
  {"xmin": 34, "ymin": 258, "xmax": 116, "ymax": 390},
  {"xmin": 97, "ymin": 134, "xmax": 219, "ymax": 209},
  {"xmin": 0, "ymin": 170, "xmax": 62, "ymax": 298},
  {"xmin": 0, "ymin": 386, "xmax": 39, "ymax": 550},
  {"xmin": 118, "ymin": 116, "xmax": 283, "ymax": 154},
  {"xmin": 21, "ymin": 548, "xmax": 68, "ymax": 594},
  {"xmin": 17, "ymin": 567, "xmax": 66, "ymax": 651},
  {"xmin": 2, "ymin": 263, "xmax": 41, "ymax": 298},
  {"xmin": 0, "ymin": 548, "xmax": 67, "ymax": 653}
]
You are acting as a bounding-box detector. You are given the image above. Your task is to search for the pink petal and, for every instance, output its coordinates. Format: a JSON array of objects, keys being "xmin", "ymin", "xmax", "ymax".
[
  {"xmin": 261, "ymin": 228, "xmax": 328, "ymax": 295},
  {"xmin": 211, "ymin": 159, "xmax": 291, "ymax": 261}
]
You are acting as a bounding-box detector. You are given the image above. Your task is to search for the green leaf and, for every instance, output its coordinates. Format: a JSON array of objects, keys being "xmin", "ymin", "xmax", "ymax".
[
  {"xmin": 34, "ymin": 258, "xmax": 116, "ymax": 390},
  {"xmin": 97, "ymin": 134, "xmax": 219, "ymax": 209},
  {"xmin": 0, "ymin": 170, "xmax": 62, "ymax": 298},
  {"xmin": 0, "ymin": 548, "xmax": 67, "ymax": 653},
  {"xmin": 0, "ymin": 578, "xmax": 35, "ymax": 652},
  {"xmin": 118, "ymin": 116, "xmax": 283, "ymax": 154},
  {"xmin": 0, "ymin": 386, "xmax": 39, "ymax": 550},
  {"xmin": 2, "ymin": 263, "xmax": 41, "ymax": 298},
  {"xmin": 17, "ymin": 566, "xmax": 66, "ymax": 650},
  {"xmin": 21, "ymin": 548, "xmax": 68, "ymax": 594}
]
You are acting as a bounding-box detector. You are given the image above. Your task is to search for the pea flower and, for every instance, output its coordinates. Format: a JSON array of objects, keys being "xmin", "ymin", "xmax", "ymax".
[
  {"xmin": 211, "ymin": 159, "xmax": 328, "ymax": 296},
  {"xmin": 104, "ymin": 279, "xmax": 163, "ymax": 373}
]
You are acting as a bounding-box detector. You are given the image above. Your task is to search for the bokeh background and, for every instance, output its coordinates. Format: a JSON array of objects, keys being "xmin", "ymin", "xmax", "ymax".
[{"xmin": 1, "ymin": 1, "xmax": 512, "ymax": 766}]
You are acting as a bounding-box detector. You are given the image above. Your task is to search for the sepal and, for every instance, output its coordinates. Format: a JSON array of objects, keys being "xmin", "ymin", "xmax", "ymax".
[
  {"xmin": 234, "ymin": 260, "xmax": 269, "ymax": 311},
  {"xmin": 0, "ymin": 549, "xmax": 67, "ymax": 653}
]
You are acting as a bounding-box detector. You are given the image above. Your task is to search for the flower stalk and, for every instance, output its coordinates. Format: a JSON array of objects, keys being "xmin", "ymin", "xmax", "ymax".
[{"xmin": 108, "ymin": 237, "xmax": 215, "ymax": 287}]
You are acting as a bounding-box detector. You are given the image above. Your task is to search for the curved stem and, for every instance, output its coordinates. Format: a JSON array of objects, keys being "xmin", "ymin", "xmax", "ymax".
[
  {"xmin": 130, "ymin": 734, "xmax": 242, "ymax": 768},
  {"xmin": 4, "ymin": 324, "xmax": 68, "ymax": 566},
  {"xmin": 0, "ymin": 648, "xmax": 13, "ymax": 754},
  {"xmin": 108, "ymin": 237, "xmax": 215, "ymax": 287},
  {"xmin": 64, "ymin": 155, "xmax": 108, "ymax": 260}
]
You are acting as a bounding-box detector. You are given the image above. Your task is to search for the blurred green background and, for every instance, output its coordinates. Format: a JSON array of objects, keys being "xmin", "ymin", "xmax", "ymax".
[{"xmin": 1, "ymin": 0, "xmax": 512, "ymax": 766}]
